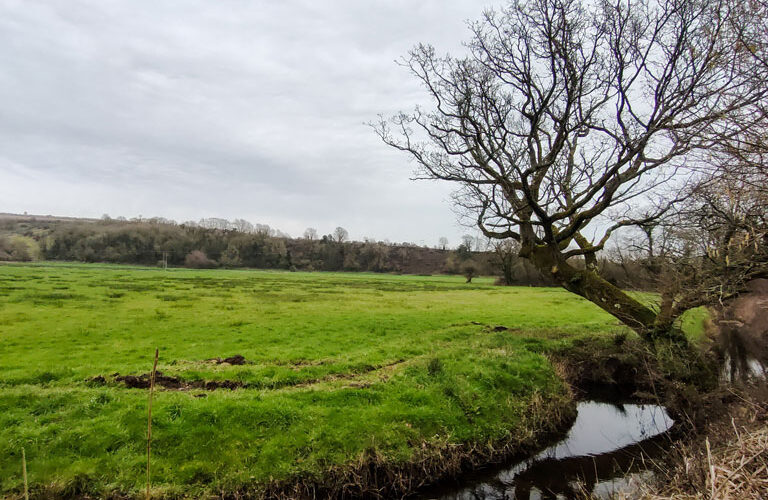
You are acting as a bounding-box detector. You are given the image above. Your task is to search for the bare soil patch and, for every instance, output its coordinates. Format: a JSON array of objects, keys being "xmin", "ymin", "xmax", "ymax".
[
  {"xmin": 92, "ymin": 358, "xmax": 409, "ymax": 392},
  {"xmin": 113, "ymin": 372, "xmax": 243, "ymax": 390},
  {"xmin": 209, "ymin": 354, "xmax": 248, "ymax": 365}
]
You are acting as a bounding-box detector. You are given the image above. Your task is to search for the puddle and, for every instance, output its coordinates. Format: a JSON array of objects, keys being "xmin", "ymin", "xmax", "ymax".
[{"xmin": 420, "ymin": 401, "xmax": 674, "ymax": 499}]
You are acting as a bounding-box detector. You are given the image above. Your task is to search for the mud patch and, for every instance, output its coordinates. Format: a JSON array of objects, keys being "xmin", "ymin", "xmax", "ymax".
[
  {"xmin": 86, "ymin": 375, "xmax": 107, "ymax": 387},
  {"xmin": 111, "ymin": 372, "xmax": 243, "ymax": 391},
  {"xmin": 344, "ymin": 381, "xmax": 373, "ymax": 389},
  {"xmin": 116, "ymin": 372, "xmax": 185, "ymax": 389},
  {"xmin": 208, "ymin": 354, "xmax": 248, "ymax": 365},
  {"xmin": 453, "ymin": 321, "xmax": 521, "ymax": 333},
  {"xmin": 95, "ymin": 358, "xmax": 408, "ymax": 393}
]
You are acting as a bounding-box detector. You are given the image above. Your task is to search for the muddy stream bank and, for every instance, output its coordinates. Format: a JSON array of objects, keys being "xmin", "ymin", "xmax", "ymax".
[{"xmin": 419, "ymin": 399, "xmax": 674, "ymax": 499}]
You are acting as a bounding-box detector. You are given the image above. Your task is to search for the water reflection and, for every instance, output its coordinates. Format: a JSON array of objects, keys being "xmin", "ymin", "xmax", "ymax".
[
  {"xmin": 425, "ymin": 402, "xmax": 673, "ymax": 500},
  {"xmin": 717, "ymin": 279, "xmax": 768, "ymax": 382},
  {"xmin": 718, "ymin": 321, "xmax": 767, "ymax": 382},
  {"xmin": 423, "ymin": 280, "xmax": 767, "ymax": 500}
]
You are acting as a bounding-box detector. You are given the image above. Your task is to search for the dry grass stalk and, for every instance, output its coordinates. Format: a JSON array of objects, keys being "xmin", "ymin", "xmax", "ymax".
[
  {"xmin": 146, "ymin": 348, "xmax": 159, "ymax": 500},
  {"xmin": 706, "ymin": 426, "xmax": 768, "ymax": 499},
  {"xmin": 627, "ymin": 388, "xmax": 768, "ymax": 500}
]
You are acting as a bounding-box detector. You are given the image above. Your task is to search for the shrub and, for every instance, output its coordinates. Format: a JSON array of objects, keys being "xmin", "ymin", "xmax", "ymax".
[
  {"xmin": 184, "ymin": 250, "xmax": 217, "ymax": 269},
  {"xmin": 0, "ymin": 235, "xmax": 41, "ymax": 261},
  {"xmin": 463, "ymin": 263, "xmax": 477, "ymax": 283},
  {"xmin": 219, "ymin": 245, "xmax": 242, "ymax": 267}
]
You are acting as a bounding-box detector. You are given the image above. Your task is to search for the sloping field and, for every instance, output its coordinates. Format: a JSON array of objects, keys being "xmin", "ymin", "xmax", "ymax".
[{"xmin": 0, "ymin": 263, "xmax": 627, "ymax": 498}]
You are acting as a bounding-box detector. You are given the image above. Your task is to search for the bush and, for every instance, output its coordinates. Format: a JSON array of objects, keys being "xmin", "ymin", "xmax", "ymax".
[
  {"xmin": 0, "ymin": 235, "xmax": 41, "ymax": 261},
  {"xmin": 184, "ymin": 250, "xmax": 217, "ymax": 269},
  {"xmin": 463, "ymin": 263, "xmax": 477, "ymax": 283},
  {"xmin": 219, "ymin": 245, "xmax": 242, "ymax": 267}
]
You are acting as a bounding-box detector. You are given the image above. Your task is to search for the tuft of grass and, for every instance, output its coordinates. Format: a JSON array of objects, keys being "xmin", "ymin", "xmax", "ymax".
[{"xmin": 427, "ymin": 357, "xmax": 443, "ymax": 376}]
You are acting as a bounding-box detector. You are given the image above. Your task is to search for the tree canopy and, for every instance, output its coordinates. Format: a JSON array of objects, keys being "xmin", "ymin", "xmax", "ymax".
[{"xmin": 377, "ymin": 0, "xmax": 767, "ymax": 338}]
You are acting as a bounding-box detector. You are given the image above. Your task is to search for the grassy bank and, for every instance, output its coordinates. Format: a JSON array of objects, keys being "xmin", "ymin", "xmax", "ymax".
[{"xmin": 0, "ymin": 263, "xmax": 698, "ymax": 498}]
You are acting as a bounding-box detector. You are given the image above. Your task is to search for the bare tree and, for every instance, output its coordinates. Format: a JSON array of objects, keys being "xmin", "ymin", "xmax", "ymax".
[
  {"xmin": 184, "ymin": 250, "xmax": 217, "ymax": 269},
  {"xmin": 645, "ymin": 0, "xmax": 768, "ymax": 322},
  {"xmin": 376, "ymin": 0, "xmax": 766, "ymax": 339},
  {"xmin": 198, "ymin": 217, "xmax": 230, "ymax": 230},
  {"xmin": 461, "ymin": 234, "xmax": 474, "ymax": 250},
  {"xmin": 463, "ymin": 262, "xmax": 477, "ymax": 283},
  {"xmin": 491, "ymin": 239, "xmax": 520, "ymax": 285},
  {"xmin": 254, "ymin": 224, "xmax": 273, "ymax": 236},
  {"xmin": 647, "ymin": 162, "xmax": 768, "ymax": 330},
  {"xmin": 231, "ymin": 218, "xmax": 254, "ymax": 233},
  {"xmin": 473, "ymin": 236, "xmax": 488, "ymax": 252},
  {"xmin": 333, "ymin": 226, "xmax": 349, "ymax": 244},
  {"xmin": 438, "ymin": 236, "xmax": 449, "ymax": 250},
  {"xmin": 303, "ymin": 227, "xmax": 318, "ymax": 241}
]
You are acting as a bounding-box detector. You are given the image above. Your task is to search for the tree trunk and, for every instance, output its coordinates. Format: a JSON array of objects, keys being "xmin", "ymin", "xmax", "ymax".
[
  {"xmin": 503, "ymin": 266, "xmax": 513, "ymax": 286},
  {"xmin": 500, "ymin": 257, "xmax": 514, "ymax": 285},
  {"xmin": 522, "ymin": 244, "xmax": 678, "ymax": 340},
  {"xmin": 654, "ymin": 291, "xmax": 677, "ymax": 333}
]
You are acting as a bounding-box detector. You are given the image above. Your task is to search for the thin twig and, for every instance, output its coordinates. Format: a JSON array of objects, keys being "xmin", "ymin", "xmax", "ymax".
[
  {"xmin": 146, "ymin": 348, "xmax": 159, "ymax": 500},
  {"xmin": 731, "ymin": 417, "xmax": 741, "ymax": 444},
  {"xmin": 706, "ymin": 437, "xmax": 715, "ymax": 499},
  {"xmin": 22, "ymin": 447, "xmax": 28, "ymax": 500}
]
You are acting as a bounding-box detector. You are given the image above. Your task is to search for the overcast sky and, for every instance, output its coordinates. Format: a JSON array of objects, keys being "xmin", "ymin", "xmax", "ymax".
[{"xmin": 0, "ymin": 1, "xmax": 505, "ymax": 246}]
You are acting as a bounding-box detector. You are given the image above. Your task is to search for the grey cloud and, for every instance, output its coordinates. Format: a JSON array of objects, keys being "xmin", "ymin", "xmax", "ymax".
[{"xmin": 0, "ymin": 0, "xmax": 501, "ymax": 244}]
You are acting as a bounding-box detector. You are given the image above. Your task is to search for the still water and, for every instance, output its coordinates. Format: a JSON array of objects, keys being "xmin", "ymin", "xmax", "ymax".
[{"xmin": 422, "ymin": 401, "xmax": 674, "ymax": 500}]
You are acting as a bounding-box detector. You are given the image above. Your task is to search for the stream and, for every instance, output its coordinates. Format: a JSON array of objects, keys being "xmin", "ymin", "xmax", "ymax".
[
  {"xmin": 419, "ymin": 280, "xmax": 767, "ymax": 500},
  {"xmin": 420, "ymin": 400, "xmax": 674, "ymax": 500}
]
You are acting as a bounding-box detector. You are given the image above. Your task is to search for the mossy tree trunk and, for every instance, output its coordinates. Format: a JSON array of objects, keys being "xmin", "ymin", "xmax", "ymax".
[
  {"xmin": 376, "ymin": 0, "xmax": 763, "ymax": 344},
  {"xmin": 522, "ymin": 244, "xmax": 681, "ymax": 341}
]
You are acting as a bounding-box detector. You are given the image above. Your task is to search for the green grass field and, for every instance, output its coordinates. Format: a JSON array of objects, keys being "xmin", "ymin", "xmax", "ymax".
[{"xmin": 0, "ymin": 263, "xmax": 701, "ymax": 497}]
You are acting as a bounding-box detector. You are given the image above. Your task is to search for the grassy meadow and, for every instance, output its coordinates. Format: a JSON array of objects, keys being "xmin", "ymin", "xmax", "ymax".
[{"xmin": 0, "ymin": 263, "xmax": 693, "ymax": 497}]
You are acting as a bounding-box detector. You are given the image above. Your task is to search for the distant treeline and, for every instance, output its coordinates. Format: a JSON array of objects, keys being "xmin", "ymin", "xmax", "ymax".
[{"xmin": 0, "ymin": 215, "xmax": 652, "ymax": 288}]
